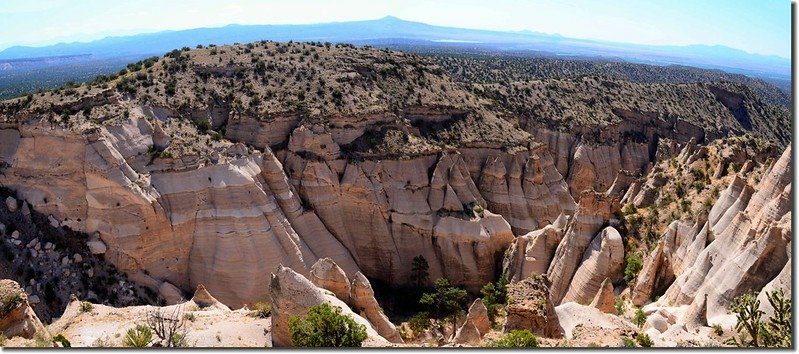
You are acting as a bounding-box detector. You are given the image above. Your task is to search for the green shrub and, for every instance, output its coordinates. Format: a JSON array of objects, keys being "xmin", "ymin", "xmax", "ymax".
[
  {"xmin": 633, "ymin": 308, "xmax": 647, "ymax": 327},
  {"xmin": 123, "ymin": 324, "xmax": 153, "ymax": 347},
  {"xmin": 0, "ymin": 334, "xmax": 6, "ymax": 346},
  {"xmin": 288, "ymin": 303, "xmax": 367, "ymax": 347},
  {"xmin": 79, "ymin": 301, "xmax": 94, "ymax": 313},
  {"xmin": 614, "ymin": 298, "xmax": 626, "ymax": 315},
  {"xmin": 408, "ymin": 312, "xmax": 431, "ymax": 335},
  {"xmin": 728, "ymin": 289, "xmax": 792, "ymax": 347},
  {"xmin": 622, "ymin": 337, "xmax": 636, "ymax": 347},
  {"xmin": 624, "ymin": 253, "xmax": 643, "ymax": 285},
  {"xmin": 763, "ymin": 288, "xmax": 791, "ymax": 347},
  {"xmin": 195, "ymin": 118, "xmax": 211, "ymax": 132},
  {"xmin": 636, "ymin": 333, "xmax": 653, "ymax": 347},
  {"xmin": 52, "ymin": 334, "xmax": 71, "ymax": 347},
  {"xmin": 487, "ymin": 329, "xmax": 539, "ymax": 348},
  {"xmin": 250, "ymin": 302, "xmax": 272, "ymax": 318},
  {"xmin": 0, "ymin": 291, "xmax": 22, "ymax": 317}
]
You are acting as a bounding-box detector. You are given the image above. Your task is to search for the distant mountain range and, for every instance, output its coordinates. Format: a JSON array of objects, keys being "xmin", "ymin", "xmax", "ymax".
[{"xmin": 0, "ymin": 16, "xmax": 790, "ymax": 98}]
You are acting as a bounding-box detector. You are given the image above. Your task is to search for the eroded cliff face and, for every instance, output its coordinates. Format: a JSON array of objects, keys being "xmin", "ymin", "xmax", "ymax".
[
  {"xmin": 0, "ymin": 107, "xmax": 574, "ymax": 306},
  {"xmin": 0, "ymin": 42, "xmax": 791, "ymax": 327}
]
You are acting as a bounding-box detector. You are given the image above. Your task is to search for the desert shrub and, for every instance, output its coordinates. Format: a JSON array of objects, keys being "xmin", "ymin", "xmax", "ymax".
[
  {"xmin": 614, "ymin": 297, "xmax": 626, "ymax": 315},
  {"xmin": 408, "ymin": 311, "xmax": 431, "ymax": 335},
  {"xmin": 487, "ymin": 329, "xmax": 539, "ymax": 348},
  {"xmin": 288, "ymin": 303, "xmax": 367, "ymax": 347},
  {"xmin": 728, "ymin": 290, "xmax": 764, "ymax": 347},
  {"xmin": 52, "ymin": 334, "xmax": 71, "ymax": 347},
  {"xmin": 195, "ymin": 118, "xmax": 211, "ymax": 132},
  {"xmin": 183, "ymin": 312, "xmax": 196, "ymax": 321},
  {"xmin": 633, "ymin": 307, "xmax": 647, "ymax": 327},
  {"xmin": 0, "ymin": 334, "xmax": 6, "ymax": 346},
  {"xmin": 728, "ymin": 289, "xmax": 792, "ymax": 347},
  {"xmin": 0, "ymin": 291, "xmax": 22, "ymax": 317},
  {"xmin": 636, "ymin": 333, "xmax": 653, "ymax": 347},
  {"xmin": 250, "ymin": 302, "xmax": 272, "ymax": 318},
  {"xmin": 145, "ymin": 307, "xmax": 187, "ymax": 347},
  {"xmin": 713, "ymin": 324, "xmax": 724, "ymax": 336},
  {"xmin": 79, "ymin": 301, "xmax": 94, "ymax": 313},
  {"xmin": 624, "ymin": 253, "xmax": 643, "ymax": 285},
  {"xmin": 622, "ymin": 337, "xmax": 636, "ymax": 347},
  {"xmin": 123, "ymin": 325, "xmax": 153, "ymax": 347},
  {"xmin": 762, "ymin": 288, "xmax": 791, "ymax": 347}
]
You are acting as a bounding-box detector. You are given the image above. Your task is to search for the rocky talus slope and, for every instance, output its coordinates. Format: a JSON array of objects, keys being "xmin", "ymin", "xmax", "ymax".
[{"xmin": 0, "ymin": 41, "xmax": 791, "ymax": 347}]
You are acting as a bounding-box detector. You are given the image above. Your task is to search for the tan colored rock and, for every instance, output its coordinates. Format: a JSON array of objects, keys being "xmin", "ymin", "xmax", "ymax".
[
  {"xmin": 453, "ymin": 298, "xmax": 491, "ymax": 344},
  {"xmin": 309, "ymin": 257, "xmax": 351, "ymax": 304},
  {"xmin": 190, "ymin": 284, "xmax": 230, "ymax": 311},
  {"xmin": 547, "ymin": 191, "xmax": 614, "ymax": 305},
  {"xmin": 269, "ymin": 265, "xmax": 388, "ymax": 347},
  {"xmin": 504, "ymin": 274, "xmax": 562, "ymax": 338},
  {"xmin": 503, "ymin": 214, "xmax": 567, "ymax": 283},
  {"xmin": 555, "ymin": 301, "xmax": 637, "ymax": 339},
  {"xmin": 350, "ymin": 272, "xmax": 403, "ymax": 344},
  {"xmin": 757, "ymin": 260, "xmax": 791, "ymax": 318},
  {"xmin": 660, "ymin": 146, "xmax": 791, "ymax": 320},
  {"xmin": 589, "ymin": 278, "xmax": 616, "ymax": 314},
  {"xmin": 631, "ymin": 219, "xmax": 707, "ymax": 306},
  {"xmin": 561, "ymin": 226, "xmax": 624, "ymax": 305},
  {"xmin": 288, "ymin": 125, "xmax": 340, "ymax": 160},
  {"xmin": 452, "ymin": 320, "xmax": 481, "ymax": 345},
  {"xmin": 151, "ymin": 119, "xmax": 171, "ymax": 151},
  {"xmin": 0, "ymin": 279, "xmax": 46, "ymax": 339},
  {"xmin": 158, "ymin": 281, "xmax": 185, "ymax": 305}
]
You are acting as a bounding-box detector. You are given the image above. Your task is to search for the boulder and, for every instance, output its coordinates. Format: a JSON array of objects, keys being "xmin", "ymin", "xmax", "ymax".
[
  {"xmin": 504, "ymin": 274, "xmax": 562, "ymax": 338},
  {"xmin": 555, "ymin": 301, "xmax": 637, "ymax": 339},
  {"xmin": 86, "ymin": 234, "xmax": 107, "ymax": 255},
  {"xmin": 4, "ymin": 196, "xmax": 16, "ymax": 212}
]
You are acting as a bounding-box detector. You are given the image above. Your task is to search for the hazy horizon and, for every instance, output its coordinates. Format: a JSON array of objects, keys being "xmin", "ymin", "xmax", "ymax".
[{"xmin": 0, "ymin": 0, "xmax": 790, "ymax": 59}]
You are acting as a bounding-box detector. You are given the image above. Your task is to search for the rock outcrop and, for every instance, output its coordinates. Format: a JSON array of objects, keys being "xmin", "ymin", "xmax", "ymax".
[
  {"xmin": 503, "ymin": 214, "xmax": 568, "ymax": 283},
  {"xmin": 0, "ymin": 280, "xmax": 46, "ymax": 339},
  {"xmin": 503, "ymin": 275, "xmax": 562, "ymax": 338},
  {"xmin": 561, "ymin": 226, "xmax": 624, "ymax": 305},
  {"xmin": 588, "ymin": 278, "xmax": 617, "ymax": 314},
  {"xmin": 309, "ymin": 258, "xmax": 352, "ymax": 304},
  {"xmin": 655, "ymin": 146, "xmax": 791, "ymax": 320},
  {"xmin": 269, "ymin": 265, "xmax": 389, "ymax": 347},
  {"xmin": 453, "ymin": 299, "xmax": 491, "ymax": 345},
  {"xmin": 350, "ymin": 272, "xmax": 403, "ymax": 344},
  {"xmin": 547, "ymin": 191, "xmax": 615, "ymax": 305}
]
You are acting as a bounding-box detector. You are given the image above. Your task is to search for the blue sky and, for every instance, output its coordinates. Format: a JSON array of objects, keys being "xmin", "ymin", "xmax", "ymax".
[{"xmin": 0, "ymin": 0, "xmax": 790, "ymax": 58}]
